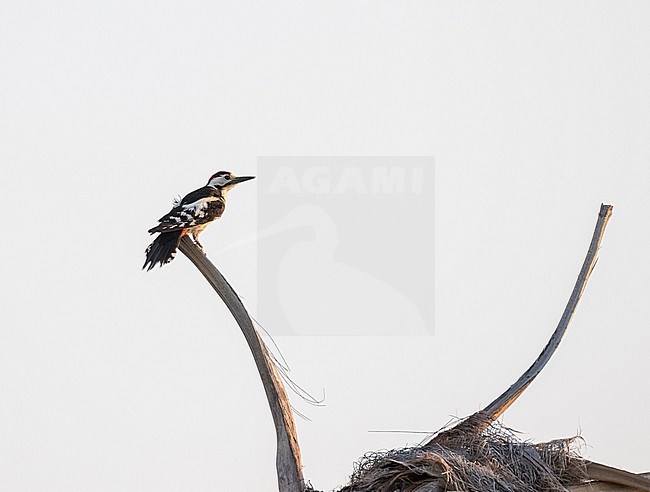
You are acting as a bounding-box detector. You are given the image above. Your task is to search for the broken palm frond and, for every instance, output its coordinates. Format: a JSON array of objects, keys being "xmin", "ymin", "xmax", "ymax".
[
  {"xmin": 429, "ymin": 204, "xmax": 613, "ymax": 443},
  {"xmin": 584, "ymin": 462, "xmax": 650, "ymax": 491},
  {"xmin": 178, "ymin": 236, "xmax": 304, "ymax": 492},
  {"xmin": 340, "ymin": 205, "xmax": 649, "ymax": 492},
  {"xmin": 571, "ymin": 473, "xmax": 650, "ymax": 492},
  {"xmin": 340, "ymin": 417, "xmax": 587, "ymax": 492}
]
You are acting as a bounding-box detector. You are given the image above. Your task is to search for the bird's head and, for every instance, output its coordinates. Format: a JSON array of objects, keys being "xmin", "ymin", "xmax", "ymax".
[{"xmin": 207, "ymin": 171, "xmax": 255, "ymax": 194}]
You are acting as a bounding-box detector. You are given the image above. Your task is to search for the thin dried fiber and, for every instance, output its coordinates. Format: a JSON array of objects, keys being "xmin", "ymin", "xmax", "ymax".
[{"xmin": 338, "ymin": 419, "xmax": 588, "ymax": 492}]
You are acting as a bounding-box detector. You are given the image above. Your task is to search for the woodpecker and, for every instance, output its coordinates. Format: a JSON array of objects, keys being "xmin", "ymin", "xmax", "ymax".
[{"xmin": 143, "ymin": 171, "xmax": 255, "ymax": 271}]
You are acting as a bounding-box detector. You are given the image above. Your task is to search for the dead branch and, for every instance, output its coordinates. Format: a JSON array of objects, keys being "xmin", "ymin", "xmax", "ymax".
[
  {"xmin": 428, "ymin": 204, "xmax": 613, "ymax": 443},
  {"xmin": 481, "ymin": 203, "xmax": 614, "ymax": 423},
  {"xmin": 584, "ymin": 463, "xmax": 650, "ymax": 491},
  {"xmin": 569, "ymin": 472, "xmax": 650, "ymax": 491},
  {"xmin": 343, "ymin": 204, "xmax": 649, "ymax": 492},
  {"xmin": 178, "ymin": 236, "xmax": 304, "ymax": 492}
]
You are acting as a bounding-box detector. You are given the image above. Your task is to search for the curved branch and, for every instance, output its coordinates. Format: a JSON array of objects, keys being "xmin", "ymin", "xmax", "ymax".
[
  {"xmin": 481, "ymin": 203, "xmax": 613, "ymax": 421},
  {"xmin": 179, "ymin": 236, "xmax": 304, "ymax": 492},
  {"xmin": 584, "ymin": 462, "xmax": 650, "ymax": 491},
  {"xmin": 430, "ymin": 204, "xmax": 614, "ymax": 442}
]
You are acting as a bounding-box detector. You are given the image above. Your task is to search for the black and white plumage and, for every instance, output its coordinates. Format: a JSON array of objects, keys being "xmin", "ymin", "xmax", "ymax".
[{"xmin": 143, "ymin": 171, "xmax": 255, "ymax": 271}]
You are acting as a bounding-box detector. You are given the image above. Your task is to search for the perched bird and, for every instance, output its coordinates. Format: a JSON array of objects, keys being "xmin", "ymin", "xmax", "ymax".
[{"xmin": 143, "ymin": 171, "xmax": 255, "ymax": 270}]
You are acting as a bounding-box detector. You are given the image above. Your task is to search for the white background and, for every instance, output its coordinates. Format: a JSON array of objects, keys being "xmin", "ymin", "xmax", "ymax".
[{"xmin": 1, "ymin": 1, "xmax": 649, "ymax": 490}]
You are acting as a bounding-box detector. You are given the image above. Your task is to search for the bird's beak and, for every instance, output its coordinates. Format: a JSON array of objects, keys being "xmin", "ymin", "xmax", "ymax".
[{"xmin": 231, "ymin": 176, "xmax": 255, "ymax": 184}]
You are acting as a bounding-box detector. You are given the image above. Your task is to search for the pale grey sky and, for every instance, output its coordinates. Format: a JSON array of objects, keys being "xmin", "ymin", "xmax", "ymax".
[{"xmin": 1, "ymin": 1, "xmax": 649, "ymax": 490}]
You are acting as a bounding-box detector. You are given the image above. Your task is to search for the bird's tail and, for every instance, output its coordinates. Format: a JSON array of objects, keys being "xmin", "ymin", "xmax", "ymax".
[{"xmin": 143, "ymin": 231, "xmax": 184, "ymax": 271}]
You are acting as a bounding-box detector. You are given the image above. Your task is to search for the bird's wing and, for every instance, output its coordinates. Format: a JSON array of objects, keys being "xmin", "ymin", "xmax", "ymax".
[{"xmin": 148, "ymin": 190, "xmax": 225, "ymax": 234}]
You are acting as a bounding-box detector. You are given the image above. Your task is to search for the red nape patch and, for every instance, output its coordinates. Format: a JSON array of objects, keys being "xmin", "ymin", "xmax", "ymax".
[{"xmin": 180, "ymin": 229, "xmax": 188, "ymax": 236}]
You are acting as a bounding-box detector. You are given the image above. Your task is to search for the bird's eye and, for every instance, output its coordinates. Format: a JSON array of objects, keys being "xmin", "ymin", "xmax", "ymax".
[{"xmin": 224, "ymin": 175, "xmax": 231, "ymax": 180}]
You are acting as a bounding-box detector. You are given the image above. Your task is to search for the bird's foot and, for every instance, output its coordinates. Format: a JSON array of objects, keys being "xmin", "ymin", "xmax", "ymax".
[{"xmin": 193, "ymin": 237, "xmax": 206, "ymax": 255}]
